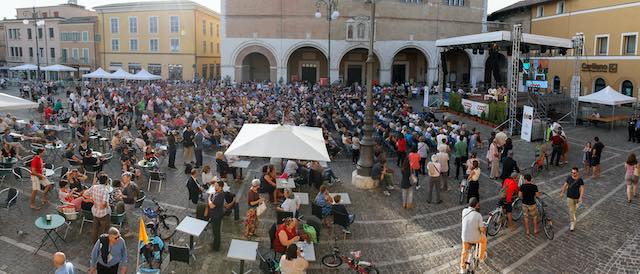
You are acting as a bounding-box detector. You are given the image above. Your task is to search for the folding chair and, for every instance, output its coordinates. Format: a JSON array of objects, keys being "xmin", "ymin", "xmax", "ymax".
[{"xmin": 148, "ymin": 171, "xmax": 166, "ymax": 192}]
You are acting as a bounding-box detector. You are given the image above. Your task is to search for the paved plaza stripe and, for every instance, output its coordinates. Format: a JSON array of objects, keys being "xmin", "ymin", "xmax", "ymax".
[
  {"xmin": 424, "ymin": 161, "xmax": 626, "ymax": 273},
  {"xmin": 0, "ymin": 235, "xmax": 90, "ymax": 273},
  {"xmin": 500, "ymin": 181, "xmax": 627, "ymax": 274}
]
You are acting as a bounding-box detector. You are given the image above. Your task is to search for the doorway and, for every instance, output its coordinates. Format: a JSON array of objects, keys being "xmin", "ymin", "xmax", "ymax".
[
  {"xmin": 392, "ymin": 64, "xmax": 406, "ymax": 84},
  {"xmin": 347, "ymin": 65, "xmax": 362, "ymax": 86},
  {"xmin": 300, "ymin": 63, "xmax": 318, "ymax": 84}
]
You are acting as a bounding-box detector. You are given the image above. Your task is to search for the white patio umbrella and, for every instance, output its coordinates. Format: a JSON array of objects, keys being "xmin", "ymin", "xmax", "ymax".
[
  {"xmin": 40, "ymin": 64, "xmax": 76, "ymax": 72},
  {"xmin": 0, "ymin": 93, "xmax": 38, "ymax": 110},
  {"xmin": 82, "ymin": 67, "xmax": 112, "ymax": 79},
  {"xmin": 225, "ymin": 123, "xmax": 331, "ymax": 162},
  {"xmin": 131, "ymin": 69, "xmax": 162, "ymax": 80},
  {"xmin": 109, "ymin": 68, "xmax": 135, "ymax": 80},
  {"xmin": 9, "ymin": 64, "xmax": 38, "ymax": 71}
]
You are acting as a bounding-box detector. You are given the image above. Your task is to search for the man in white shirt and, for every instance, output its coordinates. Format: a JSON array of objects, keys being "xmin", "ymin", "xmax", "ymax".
[
  {"xmin": 283, "ymin": 159, "xmax": 298, "ymax": 176},
  {"xmin": 277, "ymin": 189, "xmax": 300, "ymax": 217},
  {"xmin": 460, "ymin": 197, "xmax": 486, "ymax": 274}
]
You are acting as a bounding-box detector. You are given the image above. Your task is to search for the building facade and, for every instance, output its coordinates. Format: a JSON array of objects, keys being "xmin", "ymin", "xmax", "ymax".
[
  {"xmin": 95, "ymin": 0, "xmax": 221, "ymax": 81},
  {"xmin": 59, "ymin": 16, "xmax": 99, "ymax": 72},
  {"xmin": 529, "ymin": 0, "xmax": 640, "ymax": 97},
  {"xmin": 221, "ymin": 0, "xmax": 489, "ymax": 87},
  {"xmin": 4, "ymin": 2, "xmax": 95, "ymax": 69}
]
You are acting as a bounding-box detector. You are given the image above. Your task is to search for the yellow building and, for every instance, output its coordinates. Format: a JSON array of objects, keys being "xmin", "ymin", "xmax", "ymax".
[
  {"xmin": 530, "ymin": 0, "xmax": 640, "ymax": 97},
  {"xmin": 95, "ymin": 0, "xmax": 220, "ymax": 80}
]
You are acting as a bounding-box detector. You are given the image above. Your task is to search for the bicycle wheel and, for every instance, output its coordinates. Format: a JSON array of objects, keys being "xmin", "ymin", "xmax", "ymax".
[
  {"xmin": 512, "ymin": 199, "xmax": 523, "ymax": 221},
  {"xmin": 543, "ymin": 218, "xmax": 554, "ymax": 240},
  {"xmin": 321, "ymin": 254, "xmax": 342, "ymax": 268},
  {"xmin": 486, "ymin": 214, "xmax": 502, "ymax": 236},
  {"xmin": 364, "ymin": 266, "xmax": 380, "ymax": 274},
  {"xmin": 158, "ymin": 215, "xmax": 179, "ymax": 240}
]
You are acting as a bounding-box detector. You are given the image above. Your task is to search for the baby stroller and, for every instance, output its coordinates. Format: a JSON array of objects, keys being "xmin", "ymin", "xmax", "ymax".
[{"xmin": 138, "ymin": 235, "xmax": 165, "ymax": 273}]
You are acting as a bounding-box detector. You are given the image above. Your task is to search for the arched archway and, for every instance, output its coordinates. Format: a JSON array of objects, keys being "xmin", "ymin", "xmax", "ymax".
[
  {"xmin": 621, "ymin": 80, "xmax": 634, "ymax": 97},
  {"xmin": 286, "ymin": 46, "xmax": 327, "ymax": 84},
  {"xmin": 339, "ymin": 48, "xmax": 379, "ymax": 87},
  {"xmin": 391, "ymin": 47, "xmax": 428, "ymax": 85},
  {"xmin": 233, "ymin": 44, "xmax": 277, "ymax": 82},
  {"xmin": 443, "ymin": 49, "xmax": 470, "ymax": 89},
  {"xmin": 594, "ymin": 78, "xmax": 606, "ymax": 93},
  {"xmin": 484, "ymin": 52, "xmax": 508, "ymax": 87}
]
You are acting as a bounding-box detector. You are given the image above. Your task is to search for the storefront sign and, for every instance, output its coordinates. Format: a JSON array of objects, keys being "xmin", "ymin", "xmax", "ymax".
[
  {"xmin": 525, "ymin": 80, "xmax": 548, "ymax": 88},
  {"xmin": 461, "ymin": 98, "xmax": 489, "ymax": 117},
  {"xmin": 581, "ymin": 63, "xmax": 617, "ymax": 73},
  {"xmin": 521, "ymin": 105, "xmax": 534, "ymax": 142}
]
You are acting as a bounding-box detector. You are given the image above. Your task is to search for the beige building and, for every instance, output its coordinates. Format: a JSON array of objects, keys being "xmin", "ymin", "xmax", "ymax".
[
  {"xmin": 222, "ymin": 0, "xmax": 490, "ymax": 86},
  {"xmin": 4, "ymin": 2, "xmax": 95, "ymax": 69},
  {"xmin": 94, "ymin": 0, "xmax": 221, "ymax": 81},
  {"xmin": 527, "ymin": 0, "xmax": 640, "ymax": 97},
  {"xmin": 59, "ymin": 16, "xmax": 99, "ymax": 72}
]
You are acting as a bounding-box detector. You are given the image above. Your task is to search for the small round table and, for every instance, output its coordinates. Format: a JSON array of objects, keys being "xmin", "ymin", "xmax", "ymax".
[
  {"xmin": 0, "ymin": 157, "xmax": 17, "ymax": 168},
  {"xmin": 34, "ymin": 214, "xmax": 66, "ymax": 254},
  {"xmin": 44, "ymin": 168, "xmax": 55, "ymax": 177},
  {"xmin": 137, "ymin": 160, "xmax": 158, "ymax": 169}
]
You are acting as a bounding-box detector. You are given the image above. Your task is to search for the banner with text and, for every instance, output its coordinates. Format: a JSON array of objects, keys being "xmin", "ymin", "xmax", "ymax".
[
  {"xmin": 461, "ymin": 98, "xmax": 489, "ymax": 117},
  {"xmin": 423, "ymin": 87, "xmax": 430, "ymax": 108},
  {"xmin": 521, "ymin": 105, "xmax": 534, "ymax": 142}
]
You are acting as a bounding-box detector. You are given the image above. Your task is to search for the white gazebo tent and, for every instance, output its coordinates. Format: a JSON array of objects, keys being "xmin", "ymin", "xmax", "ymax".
[
  {"xmin": 109, "ymin": 68, "xmax": 135, "ymax": 80},
  {"xmin": 0, "ymin": 92, "xmax": 38, "ymax": 111},
  {"xmin": 9, "ymin": 64, "xmax": 39, "ymax": 80},
  {"xmin": 225, "ymin": 124, "xmax": 331, "ymax": 162},
  {"xmin": 130, "ymin": 69, "xmax": 162, "ymax": 81},
  {"xmin": 41, "ymin": 64, "xmax": 77, "ymax": 80},
  {"xmin": 82, "ymin": 67, "xmax": 113, "ymax": 79},
  {"xmin": 578, "ymin": 86, "xmax": 638, "ymax": 130}
]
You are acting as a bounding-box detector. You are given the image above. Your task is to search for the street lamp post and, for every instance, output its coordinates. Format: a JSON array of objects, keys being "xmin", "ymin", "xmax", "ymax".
[
  {"xmin": 23, "ymin": 7, "xmax": 44, "ymax": 82},
  {"xmin": 314, "ymin": 0, "xmax": 339, "ymax": 85},
  {"xmin": 356, "ymin": 0, "xmax": 376, "ymax": 177}
]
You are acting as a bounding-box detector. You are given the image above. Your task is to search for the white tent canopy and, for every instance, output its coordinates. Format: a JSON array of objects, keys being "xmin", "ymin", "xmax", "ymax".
[
  {"xmin": 225, "ymin": 124, "xmax": 331, "ymax": 162},
  {"xmin": 9, "ymin": 64, "xmax": 38, "ymax": 71},
  {"xmin": 578, "ymin": 86, "xmax": 637, "ymax": 105},
  {"xmin": 82, "ymin": 67, "xmax": 112, "ymax": 79},
  {"xmin": 41, "ymin": 64, "xmax": 77, "ymax": 72},
  {"xmin": 0, "ymin": 93, "xmax": 38, "ymax": 110},
  {"xmin": 131, "ymin": 69, "xmax": 162, "ymax": 80},
  {"xmin": 435, "ymin": 31, "xmax": 573, "ymax": 49},
  {"xmin": 109, "ymin": 68, "xmax": 135, "ymax": 80}
]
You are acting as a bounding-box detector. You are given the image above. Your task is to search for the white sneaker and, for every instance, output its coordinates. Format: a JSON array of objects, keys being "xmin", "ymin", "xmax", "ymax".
[
  {"xmin": 415, "ymin": 185, "xmax": 421, "ymax": 190},
  {"xmin": 570, "ymin": 222, "xmax": 575, "ymax": 231},
  {"xmin": 383, "ymin": 190, "xmax": 391, "ymax": 196}
]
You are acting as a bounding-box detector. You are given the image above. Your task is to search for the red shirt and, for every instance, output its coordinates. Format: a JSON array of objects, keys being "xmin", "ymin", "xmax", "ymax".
[
  {"xmin": 502, "ymin": 178, "xmax": 519, "ymax": 203},
  {"xmin": 550, "ymin": 135, "xmax": 563, "ymax": 145},
  {"xmin": 31, "ymin": 154, "xmax": 43, "ymax": 175},
  {"xmin": 397, "ymin": 138, "xmax": 406, "ymax": 152},
  {"xmin": 409, "ymin": 152, "xmax": 420, "ymax": 170},
  {"xmin": 273, "ymin": 224, "xmax": 297, "ymax": 254}
]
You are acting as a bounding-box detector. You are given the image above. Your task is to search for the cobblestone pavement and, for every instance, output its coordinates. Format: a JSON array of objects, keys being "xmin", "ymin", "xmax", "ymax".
[{"xmin": 0, "ymin": 87, "xmax": 639, "ymax": 273}]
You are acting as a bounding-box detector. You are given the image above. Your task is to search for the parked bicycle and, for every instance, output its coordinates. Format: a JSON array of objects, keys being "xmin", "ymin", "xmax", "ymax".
[
  {"xmin": 536, "ymin": 192, "xmax": 554, "ymax": 240},
  {"xmin": 486, "ymin": 198, "xmax": 522, "ymax": 237},
  {"xmin": 143, "ymin": 198, "xmax": 179, "ymax": 240},
  {"xmin": 321, "ymin": 237, "xmax": 379, "ymax": 274}
]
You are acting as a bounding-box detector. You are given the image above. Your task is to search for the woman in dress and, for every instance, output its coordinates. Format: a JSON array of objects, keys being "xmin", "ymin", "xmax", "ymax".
[
  {"xmin": 624, "ymin": 153, "xmax": 639, "ymax": 203},
  {"xmin": 582, "ymin": 142, "xmax": 592, "ymax": 176},
  {"xmin": 466, "ymin": 159, "xmax": 481, "ymax": 203},
  {"xmin": 244, "ymin": 179, "xmax": 264, "ymax": 239}
]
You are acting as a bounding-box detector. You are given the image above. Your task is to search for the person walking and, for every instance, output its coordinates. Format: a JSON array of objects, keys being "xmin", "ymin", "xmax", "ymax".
[
  {"xmin": 396, "ymin": 134, "xmax": 407, "ymax": 167},
  {"xmin": 351, "ymin": 133, "xmax": 360, "ymax": 165},
  {"xmin": 591, "ymin": 137, "xmax": 604, "ymax": 178},
  {"xmin": 182, "ymin": 125, "xmax": 195, "ymax": 166},
  {"xmin": 487, "ymin": 139, "xmax": 500, "ymax": 179},
  {"xmin": 30, "ymin": 148, "xmax": 53, "ymax": 209},
  {"xmin": 466, "ymin": 159, "xmax": 481, "ymax": 203},
  {"xmin": 628, "ymin": 116, "xmax": 636, "ymax": 142},
  {"xmin": 435, "ymin": 147, "xmax": 450, "ymax": 191},
  {"xmin": 550, "ymin": 131, "xmax": 564, "ymax": 167},
  {"xmin": 582, "ymin": 142, "xmax": 592, "ymax": 176},
  {"xmin": 624, "ymin": 153, "xmax": 638, "ymax": 203},
  {"xmin": 89, "ymin": 227, "xmax": 127, "ymax": 274},
  {"xmin": 167, "ymin": 131, "xmax": 177, "ymax": 169},
  {"xmin": 454, "ymin": 135, "xmax": 468, "ymax": 180},
  {"xmin": 408, "ymin": 147, "xmax": 421, "ymax": 190},
  {"xmin": 426, "ymin": 155, "xmax": 442, "ymax": 204},
  {"xmin": 54, "ymin": 252, "xmax": 75, "ymax": 274},
  {"xmin": 194, "ymin": 127, "xmax": 204, "ymax": 168},
  {"xmin": 518, "ymin": 174, "xmax": 540, "ymax": 235},
  {"xmin": 417, "ymin": 137, "xmax": 428, "ymax": 174},
  {"xmin": 459, "ymin": 197, "xmax": 486, "ymax": 274},
  {"xmin": 208, "ymin": 181, "xmax": 225, "ymax": 251},
  {"xmin": 400, "ymin": 158, "xmax": 414, "ymax": 209},
  {"xmin": 245, "ymin": 179, "xmax": 264, "ymax": 239},
  {"xmin": 84, "ymin": 173, "xmax": 112, "ymax": 241},
  {"xmin": 560, "ymin": 167, "xmax": 585, "ymax": 231}
]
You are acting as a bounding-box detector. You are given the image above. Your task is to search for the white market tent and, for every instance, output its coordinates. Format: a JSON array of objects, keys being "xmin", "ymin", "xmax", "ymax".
[
  {"xmin": 9, "ymin": 64, "xmax": 38, "ymax": 71},
  {"xmin": 0, "ymin": 93, "xmax": 38, "ymax": 110},
  {"xmin": 225, "ymin": 123, "xmax": 331, "ymax": 162},
  {"xmin": 435, "ymin": 30, "xmax": 573, "ymax": 48},
  {"xmin": 578, "ymin": 86, "xmax": 637, "ymax": 130},
  {"xmin": 131, "ymin": 69, "xmax": 162, "ymax": 81},
  {"xmin": 41, "ymin": 64, "xmax": 76, "ymax": 72},
  {"xmin": 82, "ymin": 67, "xmax": 112, "ymax": 79},
  {"xmin": 109, "ymin": 68, "xmax": 135, "ymax": 80}
]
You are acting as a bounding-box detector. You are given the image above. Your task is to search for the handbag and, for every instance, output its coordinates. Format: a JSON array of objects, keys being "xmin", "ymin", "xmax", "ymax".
[
  {"xmin": 634, "ymin": 164, "xmax": 640, "ymax": 177},
  {"xmin": 256, "ymin": 202, "xmax": 267, "ymax": 216}
]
